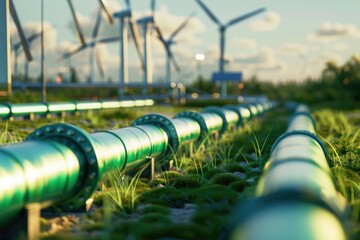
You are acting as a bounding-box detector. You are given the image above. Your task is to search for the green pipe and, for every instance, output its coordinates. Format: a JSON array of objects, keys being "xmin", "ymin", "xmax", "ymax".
[
  {"xmin": 0, "ymin": 139, "xmax": 80, "ymax": 227},
  {"xmin": 228, "ymin": 104, "xmax": 349, "ymax": 240},
  {"xmin": 171, "ymin": 118, "xmax": 201, "ymax": 144},
  {"xmin": 230, "ymin": 202, "xmax": 347, "ymax": 240},
  {"xmin": 199, "ymin": 113, "xmax": 223, "ymax": 134},
  {"xmin": 0, "ymin": 100, "xmax": 274, "ymax": 231},
  {"xmin": 0, "ymin": 99, "xmax": 155, "ymax": 120},
  {"xmin": 46, "ymin": 102, "xmax": 76, "ymax": 113},
  {"xmin": 174, "ymin": 111, "xmax": 223, "ymax": 143},
  {"xmin": 224, "ymin": 105, "xmax": 251, "ymax": 126},
  {"xmin": 0, "ymin": 104, "xmax": 11, "ymax": 118},
  {"xmin": 244, "ymin": 103, "xmax": 259, "ymax": 120},
  {"xmin": 6, "ymin": 103, "xmax": 48, "ymax": 117},
  {"xmin": 203, "ymin": 107, "xmax": 239, "ymax": 135}
]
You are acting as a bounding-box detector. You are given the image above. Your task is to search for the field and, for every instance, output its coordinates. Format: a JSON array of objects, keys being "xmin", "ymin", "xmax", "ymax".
[{"xmin": 0, "ymin": 104, "xmax": 359, "ymax": 239}]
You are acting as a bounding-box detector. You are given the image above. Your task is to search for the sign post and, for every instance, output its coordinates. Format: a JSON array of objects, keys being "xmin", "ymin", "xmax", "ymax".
[
  {"xmin": 211, "ymin": 72, "xmax": 242, "ymax": 98},
  {"xmin": 0, "ymin": 0, "xmax": 11, "ymax": 96}
]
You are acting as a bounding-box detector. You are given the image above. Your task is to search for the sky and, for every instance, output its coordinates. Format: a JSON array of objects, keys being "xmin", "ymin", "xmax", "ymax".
[{"xmin": 10, "ymin": 0, "xmax": 360, "ymax": 85}]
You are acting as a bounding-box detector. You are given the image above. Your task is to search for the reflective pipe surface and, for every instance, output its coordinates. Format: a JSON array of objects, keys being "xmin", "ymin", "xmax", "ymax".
[
  {"xmin": 228, "ymin": 104, "xmax": 349, "ymax": 240},
  {"xmin": 0, "ymin": 100, "xmax": 274, "ymax": 229},
  {"xmin": 0, "ymin": 99, "xmax": 155, "ymax": 120}
]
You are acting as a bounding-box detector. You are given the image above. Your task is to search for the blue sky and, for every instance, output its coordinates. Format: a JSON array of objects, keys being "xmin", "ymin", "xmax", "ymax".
[{"xmin": 11, "ymin": 0, "xmax": 360, "ymax": 84}]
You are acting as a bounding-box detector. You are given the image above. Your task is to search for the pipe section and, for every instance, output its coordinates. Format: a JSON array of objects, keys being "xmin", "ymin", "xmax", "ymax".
[
  {"xmin": 0, "ymin": 100, "xmax": 274, "ymax": 230},
  {"xmin": 227, "ymin": 104, "xmax": 349, "ymax": 240},
  {"xmin": 0, "ymin": 99, "xmax": 155, "ymax": 120}
]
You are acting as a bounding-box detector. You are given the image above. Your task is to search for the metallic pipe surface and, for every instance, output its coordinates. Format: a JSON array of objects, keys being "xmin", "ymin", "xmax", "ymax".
[
  {"xmin": 171, "ymin": 118, "xmax": 201, "ymax": 144},
  {"xmin": 224, "ymin": 105, "xmax": 251, "ymax": 126},
  {"xmin": 0, "ymin": 139, "xmax": 80, "ymax": 227},
  {"xmin": 0, "ymin": 100, "xmax": 274, "ymax": 230},
  {"xmin": 199, "ymin": 113, "xmax": 223, "ymax": 134},
  {"xmin": 243, "ymin": 103, "xmax": 259, "ymax": 120},
  {"xmin": 0, "ymin": 99, "xmax": 155, "ymax": 120},
  {"xmin": 227, "ymin": 104, "xmax": 349, "ymax": 240},
  {"xmin": 203, "ymin": 107, "xmax": 239, "ymax": 135}
]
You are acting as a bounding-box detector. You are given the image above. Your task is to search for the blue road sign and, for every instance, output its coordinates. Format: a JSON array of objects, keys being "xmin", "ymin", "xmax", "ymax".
[{"xmin": 211, "ymin": 72, "xmax": 242, "ymax": 82}]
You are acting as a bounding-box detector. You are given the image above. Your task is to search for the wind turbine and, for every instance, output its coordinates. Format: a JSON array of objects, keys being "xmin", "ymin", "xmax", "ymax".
[
  {"xmin": 1, "ymin": 0, "xmax": 33, "ymax": 95},
  {"xmin": 194, "ymin": 0, "xmax": 266, "ymax": 97},
  {"xmin": 12, "ymin": 31, "xmax": 43, "ymax": 82},
  {"xmin": 63, "ymin": 1, "xmax": 115, "ymax": 83},
  {"xmin": 154, "ymin": 12, "xmax": 194, "ymax": 84},
  {"xmin": 137, "ymin": 0, "xmax": 156, "ymax": 95},
  {"xmin": 113, "ymin": 0, "xmax": 144, "ymax": 96}
]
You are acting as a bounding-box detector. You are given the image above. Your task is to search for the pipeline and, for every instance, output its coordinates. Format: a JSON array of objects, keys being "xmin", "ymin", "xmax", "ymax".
[
  {"xmin": 0, "ymin": 99, "xmax": 155, "ymax": 120},
  {"xmin": 227, "ymin": 104, "xmax": 350, "ymax": 240},
  {"xmin": 0, "ymin": 100, "xmax": 275, "ymax": 230}
]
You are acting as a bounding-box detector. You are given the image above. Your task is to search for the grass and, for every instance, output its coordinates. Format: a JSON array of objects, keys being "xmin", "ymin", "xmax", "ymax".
[{"xmin": 313, "ymin": 109, "xmax": 360, "ymax": 236}]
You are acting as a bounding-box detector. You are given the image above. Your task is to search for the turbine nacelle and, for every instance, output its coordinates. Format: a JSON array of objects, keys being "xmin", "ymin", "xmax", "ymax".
[
  {"xmin": 137, "ymin": 16, "xmax": 155, "ymax": 24},
  {"xmin": 113, "ymin": 9, "xmax": 132, "ymax": 18}
]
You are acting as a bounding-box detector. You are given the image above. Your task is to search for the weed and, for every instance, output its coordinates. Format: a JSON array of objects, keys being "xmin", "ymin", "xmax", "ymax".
[{"xmin": 103, "ymin": 163, "xmax": 150, "ymax": 214}]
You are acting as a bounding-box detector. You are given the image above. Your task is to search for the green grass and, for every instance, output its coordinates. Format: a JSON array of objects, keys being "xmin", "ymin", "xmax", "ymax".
[{"xmin": 313, "ymin": 109, "xmax": 360, "ymax": 236}]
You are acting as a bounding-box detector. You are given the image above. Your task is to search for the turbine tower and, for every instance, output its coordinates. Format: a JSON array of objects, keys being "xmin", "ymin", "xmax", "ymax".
[
  {"xmin": 194, "ymin": 0, "xmax": 266, "ymax": 97},
  {"xmin": 137, "ymin": 0, "xmax": 156, "ymax": 95},
  {"xmin": 154, "ymin": 12, "xmax": 194, "ymax": 84},
  {"xmin": 1, "ymin": 0, "xmax": 33, "ymax": 95},
  {"xmin": 113, "ymin": 0, "xmax": 144, "ymax": 96}
]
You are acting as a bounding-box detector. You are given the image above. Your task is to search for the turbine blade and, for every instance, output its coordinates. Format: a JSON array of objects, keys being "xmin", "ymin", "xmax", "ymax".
[
  {"xmin": 226, "ymin": 7, "xmax": 266, "ymax": 27},
  {"xmin": 195, "ymin": 0, "xmax": 221, "ymax": 25},
  {"xmin": 9, "ymin": 0, "xmax": 32, "ymax": 61},
  {"xmin": 97, "ymin": 36, "xmax": 120, "ymax": 43},
  {"xmin": 129, "ymin": 20, "xmax": 145, "ymax": 70},
  {"xmin": 62, "ymin": 45, "xmax": 87, "ymax": 59},
  {"xmin": 154, "ymin": 25, "xmax": 166, "ymax": 44},
  {"xmin": 169, "ymin": 12, "xmax": 195, "ymax": 42},
  {"xmin": 67, "ymin": 0, "xmax": 86, "ymax": 46},
  {"xmin": 98, "ymin": 0, "xmax": 114, "ymax": 24},
  {"xmin": 92, "ymin": 7, "xmax": 102, "ymax": 39},
  {"xmin": 94, "ymin": 46, "xmax": 105, "ymax": 79},
  {"xmin": 27, "ymin": 32, "xmax": 42, "ymax": 44}
]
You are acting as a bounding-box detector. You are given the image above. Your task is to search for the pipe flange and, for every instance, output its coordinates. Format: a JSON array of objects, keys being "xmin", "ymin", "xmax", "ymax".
[
  {"xmin": 270, "ymin": 130, "xmax": 330, "ymax": 162},
  {"xmin": 132, "ymin": 114, "xmax": 179, "ymax": 160},
  {"xmin": 27, "ymin": 123, "xmax": 99, "ymax": 211},
  {"xmin": 287, "ymin": 111, "xmax": 317, "ymax": 130},
  {"xmin": 203, "ymin": 107, "xmax": 228, "ymax": 135},
  {"xmin": 175, "ymin": 111, "xmax": 208, "ymax": 143}
]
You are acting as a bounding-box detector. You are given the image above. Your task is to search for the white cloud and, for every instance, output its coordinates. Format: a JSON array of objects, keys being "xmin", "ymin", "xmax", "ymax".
[
  {"xmin": 235, "ymin": 47, "xmax": 287, "ymax": 72},
  {"xmin": 330, "ymin": 42, "xmax": 350, "ymax": 51},
  {"xmin": 307, "ymin": 22, "xmax": 360, "ymax": 43},
  {"xmin": 230, "ymin": 38, "xmax": 257, "ymax": 50},
  {"xmin": 318, "ymin": 22, "xmax": 360, "ymax": 37},
  {"xmin": 249, "ymin": 12, "xmax": 281, "ymax": 32},
  {"xmin": 280, "ymin": 43, "xmax": 308, "ymax": 56}
]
